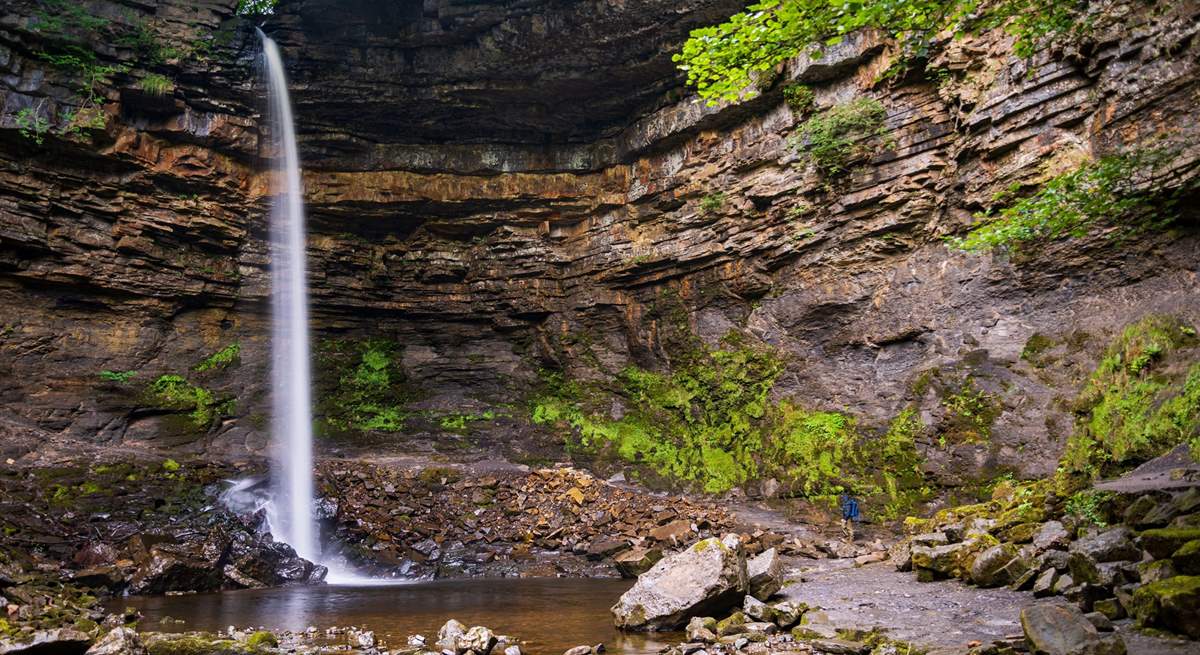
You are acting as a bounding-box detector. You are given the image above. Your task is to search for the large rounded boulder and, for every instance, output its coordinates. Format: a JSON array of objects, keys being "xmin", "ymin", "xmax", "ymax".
[{"xmin": 611, "ymin": 534, "xmax": 747, "ymax": 631}]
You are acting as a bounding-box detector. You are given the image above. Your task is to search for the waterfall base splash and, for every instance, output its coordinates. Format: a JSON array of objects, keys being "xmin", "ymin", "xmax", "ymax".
[{"xmin": 219, "ymin": 477, "xmax": 406, "ymax": 586}]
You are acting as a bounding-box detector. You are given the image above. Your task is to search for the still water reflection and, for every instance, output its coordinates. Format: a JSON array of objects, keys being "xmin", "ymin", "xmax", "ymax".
[{"xmin": 120, "ymin": 578, "xmax": 677, "ymax": 655}]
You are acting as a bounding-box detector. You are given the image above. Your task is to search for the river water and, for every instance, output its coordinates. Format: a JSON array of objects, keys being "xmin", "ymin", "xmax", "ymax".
[{"xmin": 119, "ymin": 578, "xmax": 677, "ymax": 655}]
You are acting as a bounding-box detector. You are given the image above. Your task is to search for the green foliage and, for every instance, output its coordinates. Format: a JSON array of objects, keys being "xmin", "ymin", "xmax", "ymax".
[
  {"xmin": 941, "ymin": 377, "xmax": 1001, "ymax": 443},
  {"xmin": 195, "ymin": 343, "xmax": 241, "ymax": 372},
  {"xmin": 1060, "ymin": 315, "xmax": 1200, "ymax": 480},
  {"xmin": 781, "ymin": 83, "xmax": 815, "ymax": 114},
  {"xmin": 948, "ymin": 151, "xmax": 1180, "ymax": 253},
  {"xmin": 533, "ymin": 335, "xmax": 785, "ymax": 493},
  {"xmin": 138, "ymin": 73, "xmax": 173, "ymax": 96},
  {"xmin": 439, "ymin": 410, "xmax": 496, "ymax": 431},
  {"xmin": 700, "ymin": 192, "xmax": 727, "ymax": 214},
  {"xmin": 673, "ymin": 0, "xmax": 1092, "ymax": 104},
  {"xmin": 772, "ymin": 403, "xmax": 858, "ymax": 495},
  {"xmin": 533, "ymin": 333, "xmax": 930, "ymax": 508},
  {"xmin": 14, "ymin": 107, "xmax": 50, "ymax": 145},
  {"xmin": 788, "ymin": 98, "xmax": 890, "ymax": 177},
  {"xmin": 318, "ymin": 339, "xmax": 414, "ymax": 433},
  {"xmin": 1065, "ymin": 489, "xmax": 1114, "ymax": 528},
  {"xmin": 149, "ymin": 375, "xmax": 228, "ymax": 428},
  {"xmin": 30, "ymin": 0, "xmax": 110, "ymax": 34},
  {"xmin": 99, "ymin": 370, "xmax": 137, "ymax": 383},
  {"xmin": 237, "ymin": 0, "xmax": 279, "ymax": 16},
  {"xmin": 162, "ymin": 458, "xmax": 181, "ymax": 472}
]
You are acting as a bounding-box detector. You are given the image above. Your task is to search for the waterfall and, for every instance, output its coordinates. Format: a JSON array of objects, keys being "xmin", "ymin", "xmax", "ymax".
[{"xmin": 259, "ymin": 28, "xmax": 317, "ymax": 563}]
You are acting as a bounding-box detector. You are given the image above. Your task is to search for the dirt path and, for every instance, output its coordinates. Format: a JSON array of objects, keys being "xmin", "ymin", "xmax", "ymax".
[{"xmin": 781, "ymin": 560, "xmax": 1197, "ymax": 655}]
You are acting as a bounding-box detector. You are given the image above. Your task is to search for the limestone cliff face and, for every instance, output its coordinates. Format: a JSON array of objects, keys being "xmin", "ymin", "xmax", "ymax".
[{"xmin": 0, "ymin": 0, "xmax": 1197, "ymax": 483}]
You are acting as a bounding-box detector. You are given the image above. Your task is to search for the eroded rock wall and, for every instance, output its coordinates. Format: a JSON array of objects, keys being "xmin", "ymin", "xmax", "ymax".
[{"xmin": 0, "ymin": 0, "xmax": 1197, "ymax": 481}]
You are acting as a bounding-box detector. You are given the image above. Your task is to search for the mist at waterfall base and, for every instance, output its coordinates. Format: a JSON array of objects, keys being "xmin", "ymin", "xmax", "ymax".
[{"xmin": 224, "ymin": 28, "xmax": 385, "ymax": 585}]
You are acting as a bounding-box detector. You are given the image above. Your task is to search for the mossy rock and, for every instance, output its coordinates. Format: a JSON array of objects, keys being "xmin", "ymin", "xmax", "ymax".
[
  {"xmin": 1172, "ymin": 539, "xmax": 1200, "ymax": 576},
  {"xmin": 1000, "ymin": 522, "xmax": 1040, "ymax": 544},
  {"xmin": 716, "ymin": 611, "xmax": 747, "ymax": 636},
  {"xmin": 244, "ymin": 631, "xmax": 278, "ymax": 652},
  {"xmin": 994, "ymin": 504, "xmax": 1046, "ymax": 532},
  {"xmin": 1131, "ymin": 575, "xmax": 1200, "ymax": 639},
  {"xmin": 145, "ymin": 633, "xmax": 254, "ymax": 655},
  {"xmin": 1139, "ymin": 527, "xmax": 1200, "ymax": 559},
  {"xmin": 1138, "ymin": 559, "xmax": 1179, "ymax": 584}
]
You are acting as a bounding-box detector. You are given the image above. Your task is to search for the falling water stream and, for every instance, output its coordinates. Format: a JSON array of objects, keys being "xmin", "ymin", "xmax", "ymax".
[{"xmin": 259, "ymin": 27, "xmax": 317, "ymax": 565}]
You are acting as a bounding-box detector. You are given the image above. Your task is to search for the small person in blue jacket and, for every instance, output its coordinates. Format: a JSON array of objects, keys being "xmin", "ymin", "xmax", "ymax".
[{"xmin": 839, "ymin": 492, "xmax": 860, "ymax": 542}]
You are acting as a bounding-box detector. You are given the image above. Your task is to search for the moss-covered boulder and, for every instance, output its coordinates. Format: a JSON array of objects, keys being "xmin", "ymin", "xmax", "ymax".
[
  {"xmin": 1131, "ymin": 575, "xmax": 1200, "ymax": 639},
  {"xmin": 970, "ymin": 544, "xmax": 1021, "ymax": 587},
  {"xmin": 912, "ymin": 534, "xmax": 998, "ymax": 582},
  {"xmin": 1172, "ymin": 539, "xmax": 1200, "ymax": 576},
  {"xmin": 143, "ymin": 632, "xmax": 255, "ymax": 655},
  {"xmin": 1139, "ymin": 527, "xmax": 1200, "ymax": 559}
]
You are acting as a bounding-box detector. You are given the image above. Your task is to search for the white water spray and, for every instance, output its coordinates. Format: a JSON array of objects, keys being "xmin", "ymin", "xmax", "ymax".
[{"xmin": 259, "ymin": 28, "xmax": 316, "ymax": 563}]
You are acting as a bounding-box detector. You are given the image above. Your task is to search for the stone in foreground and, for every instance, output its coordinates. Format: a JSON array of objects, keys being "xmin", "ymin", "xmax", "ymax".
[
  {"xmin": 0, "ymin": 629, "xmax": 92, "ymax": 655},
  {"xmin": 612, "ymin": 535, "xmax": 747, "ymax": 631},
  {"xmin": 746, "ymin": 548, "xmax": 783, "ymax": 600},
  {"xmin": 1130, "ymin": 575, "xmax": 1200, "ymax": 639},
  {"xmin": 1020, "ymin": 604, "xmax": 1126, "ymax": 655}
]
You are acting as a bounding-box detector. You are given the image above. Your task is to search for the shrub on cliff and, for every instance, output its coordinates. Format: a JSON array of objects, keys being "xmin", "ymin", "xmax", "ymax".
[
  {"xmin": 948, "ymin": 150, "xmax": 1183, "ymax": 253},
  {"xmin": 787, "ymin": 98, "xmax": 891, "ymax": 177},
  {"xmin": 674, "ymin": 0, "xmax": 1089, "ymax": 103}
]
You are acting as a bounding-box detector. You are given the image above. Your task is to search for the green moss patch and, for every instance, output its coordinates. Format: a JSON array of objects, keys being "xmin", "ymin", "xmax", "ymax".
[
  {"xmin": 532, "ymin": 332, "xmax": 930, "ymax": 509},
  {"xmin": 1131, "ymin": 575, "xmax": 1200, "ymax": 639},
  {"xmin": 316, "ymin": 339, "xmax": 417, "ymax": 434},
  {"xmin": 1059, "ymin": 315, "xmax": 1200, "ymax": 482}
]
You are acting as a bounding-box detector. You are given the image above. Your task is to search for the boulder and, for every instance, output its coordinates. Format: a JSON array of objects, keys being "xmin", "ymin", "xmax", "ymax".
[
  {"xmin": 461, "ymin": 626, "xmax": 497, "ymax": 655},
  {"xmin": 685, "ymin": 617, "xmax": 717, "ymax": 643},
  {"xmin": 1171, "ymin": 539, "xmax": 1200, "ymax": 575},
  {"xmin": 1136, "ymin": 559, "xmax": 1177, "ymax": 584},
  {"xmin": 614, "ymin": 547, "xmax": 663, "ymax": 578},
  {"xmin": 1020, "ymin": 604, "xmax": 1126, "ymax": 655},
  {"xmin": 84, "ymin": 628, "xmax": 145, "ymax": 655},
  {"xmin": 0, "ymin": 629, "xmax": 92, "ymax": 655},
  {"xmin": 746, "ymin": 548, "xmax": 783, "ymax": 600},
  {"xmin": 611, "ymin": 535, "xmax": 747, "ymax": 631},
  {"xmin": 742, "ymin": 595, "xmax": 771, "ymax": 622},
  {"xmin": 1083, "ymin": 612, "xmax": 1113, "ymax": 632},
  {"xmin": 971, "ymin": 544, "xmax": 1023, "ymax": 588},
  {"xmin": 911, "ymin": 537, "xmax": 993, "ymax": 581},
  {"xmin": 1137, "ymin": 527, "xmax": 1200, "ymax": 559},
  {"xmin": 437, "ymin": 619, "xmax": 467, "ymax": 652},
  {"xmin": 1032, "ymin": 568, "xmax": 1058, "ymax": 597},
  {"xmin": 1032, "ymin": 521, "xmax": 1071, "ymax": 552},
  {"xmin": 1131, "ymin": 575, "xmax": 1200, "ymax": 639},
  {"xmin": 587, "ymin": 538, "xmax": 629, "ymax": 560},
  {"xmin": 1068, "ymin": 528, "xmax": 1140, "ymax": 564},
  {"xmin": 769, "ymin": 601, "xmax": 806, "ymax": 629},
  {"xmin": 1122, "ymin": 495, "xmax": 1161, "ymax": 528},
  {"xmin": 715, "ymin": 611, "xmax": 746, "ymax": 636},
  {"xmin": 742, "ymin": 622, "xmax": 776, "ymax": 636},
  {"xmin": 650, "ymin": 520, "xmax": 693, "ymax": 544},
  {"xmin": 888, "ymin": 540, "xmax": 912, "ymax": 572},
  {"xmin": 1092, "ymin": 598, "xmax": 1125, "ymax": 621}
]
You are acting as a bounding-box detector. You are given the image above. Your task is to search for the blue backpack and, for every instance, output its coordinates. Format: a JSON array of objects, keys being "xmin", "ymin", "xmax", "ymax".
[{"xmin": 842, "ymin": 497, "xmax": 859, "ymax": 521}]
